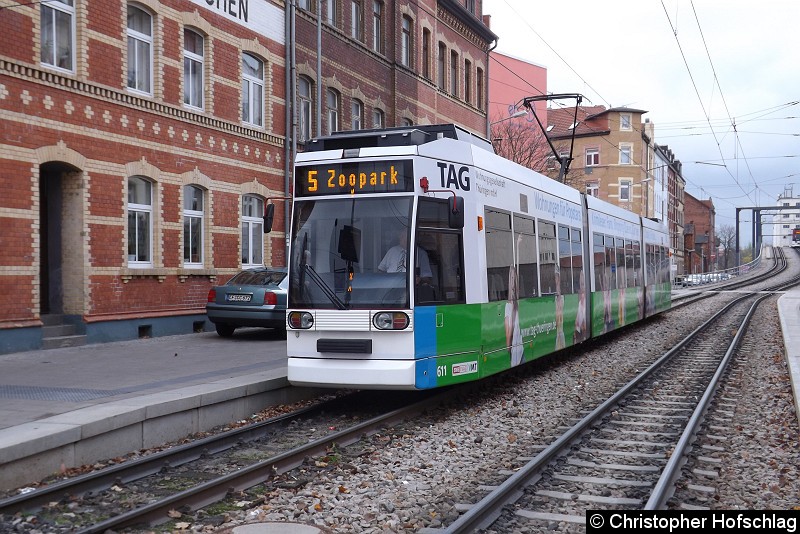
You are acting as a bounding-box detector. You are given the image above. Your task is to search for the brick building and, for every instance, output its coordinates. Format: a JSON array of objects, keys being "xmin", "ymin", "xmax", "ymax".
[
  {"xmin": 683, "ymin": 193, "xmax": 716, "ymax": 273},
  {"xmin": 0, "ymin": 0, "xmax": 495, "ymax": 354}
]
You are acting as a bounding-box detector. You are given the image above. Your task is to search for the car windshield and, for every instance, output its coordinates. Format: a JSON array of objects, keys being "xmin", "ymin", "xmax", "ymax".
[
  {"xmin": 289, "ymin": 197, "xmax": 413, "ymax": 309},
  {"xmin": 228, "ymin": 270, "xmax": 286, "ymax": 286}
]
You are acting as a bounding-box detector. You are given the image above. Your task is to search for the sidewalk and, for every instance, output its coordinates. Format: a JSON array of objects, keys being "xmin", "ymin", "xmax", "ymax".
[{"xmin": 0, "ymin": 328, "xmax": 310, "ymax": 490}]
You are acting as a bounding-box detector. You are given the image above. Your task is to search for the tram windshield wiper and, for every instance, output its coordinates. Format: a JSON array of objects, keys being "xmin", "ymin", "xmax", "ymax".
[{"xmin": 304, "ymin": 264, "xmax": 348, "ymax": 310}]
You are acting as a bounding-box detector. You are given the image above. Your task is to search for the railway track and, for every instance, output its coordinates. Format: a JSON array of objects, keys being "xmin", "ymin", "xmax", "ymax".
[{"xmin": 439, "ymin": 248, "xmax": 798, "ymax": 532}]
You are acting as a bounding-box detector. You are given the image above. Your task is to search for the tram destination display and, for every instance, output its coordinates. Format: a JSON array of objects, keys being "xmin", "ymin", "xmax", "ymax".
[{"xmin": 295, "ymin": 160, "xmax": 414, "ymax": 196}]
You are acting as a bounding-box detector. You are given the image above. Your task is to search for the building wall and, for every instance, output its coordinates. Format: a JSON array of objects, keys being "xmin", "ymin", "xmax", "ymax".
[
  {"xmin": 487, "ymin": 52, "xmax": 547, "ymax": 122},
  {"xmin": 684, "ymin": 193, "xmax": 716, "ymax": 273},
  {"xmin": 0, "ymin": 0, "xmax": 287, "ymax": 352}
]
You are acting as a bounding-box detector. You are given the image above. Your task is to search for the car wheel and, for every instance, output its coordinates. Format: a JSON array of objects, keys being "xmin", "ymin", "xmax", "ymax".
[{"xmin": 215, "ymin": 324, "xmax": 236, "ymax": 337}]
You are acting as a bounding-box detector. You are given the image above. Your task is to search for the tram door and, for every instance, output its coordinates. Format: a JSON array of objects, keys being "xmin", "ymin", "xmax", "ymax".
[{"xmin": 415, "ymin": 198, "xmax": 465, "ymax": 305}]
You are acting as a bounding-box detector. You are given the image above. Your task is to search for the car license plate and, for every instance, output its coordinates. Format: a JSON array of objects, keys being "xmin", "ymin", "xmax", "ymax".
[{"xmin": 226, "ymin": 294, "xmax": 252, "ymax": 302}]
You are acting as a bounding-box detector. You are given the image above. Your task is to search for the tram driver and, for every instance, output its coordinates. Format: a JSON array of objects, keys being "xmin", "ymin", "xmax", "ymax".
[{"xmin": 378, "ymin": 228, "xmax": 433, "ymax": 287}]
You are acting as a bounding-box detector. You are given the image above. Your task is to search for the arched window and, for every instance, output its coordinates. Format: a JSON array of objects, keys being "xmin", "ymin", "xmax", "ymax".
[
  {"xmin": 242, "ymin": 53, "xmax": 264, "ymax": 126},
  {"xmin": 298, "ymin": 76, "xmax": 313, "ymax": 141},
  {"xmin": 127, "ymin": 176, "xmax": 153, "ymax": 266},
  {"xmin": 127, "ymin": 5, "xmax": 152, "ymax": 94},
  {"xmin": 326, "ymin": 89, "xmax": 340, "ymax": 135},
  {"xmin": 183, "ymin": 29, "xmax": 204, "ymax": 109},
  {"xmin": 401, "ymin": 16, "xmax": 412, "ymax": 67},
  {"xmin": 351, "ymin": 99, "xmax": 363, "ymax": 130},
  {"xmin": 372, "ymin": 108, "xmax": 384, "ymax": 128},
  {"xmin": 242, "ymin": 195, "xmax": 264, "ymax": 266},
  {"xmin": 183, "ymin": 185, "xmax": 204, "ymax": 266}
]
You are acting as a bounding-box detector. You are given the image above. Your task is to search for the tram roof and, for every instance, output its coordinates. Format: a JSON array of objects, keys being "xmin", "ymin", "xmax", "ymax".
[{"xmin": 304, "ymin": 124, "xmax": 494, "ymax": 154}]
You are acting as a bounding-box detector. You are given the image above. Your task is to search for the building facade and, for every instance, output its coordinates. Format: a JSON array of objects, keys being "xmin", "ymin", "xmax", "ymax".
[
  {"xmin": 0, "ymin": 0, "xmax": 495, "ymax": 354},
  {"xmin": 772, "ymin": 186, "xmax": 800, "ymax": 246},
  {"xmin": 683, "ymin": 193, "xmax": 716, "ymax": 274}
]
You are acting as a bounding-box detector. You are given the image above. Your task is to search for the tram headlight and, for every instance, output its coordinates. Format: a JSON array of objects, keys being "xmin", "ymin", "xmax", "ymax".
[
  {"xmin": 288, "ymin": 311, "xmax": 314, "ymax": 329},
  {"xmin": 373, "ymin": 312, "xmax": 409, "ymax": 330}
]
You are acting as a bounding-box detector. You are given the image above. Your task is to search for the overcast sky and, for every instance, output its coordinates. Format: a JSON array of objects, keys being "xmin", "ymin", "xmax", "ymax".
[{"xmin": 484, "ymin": 0, "xmax": 800, "ymax": 240}]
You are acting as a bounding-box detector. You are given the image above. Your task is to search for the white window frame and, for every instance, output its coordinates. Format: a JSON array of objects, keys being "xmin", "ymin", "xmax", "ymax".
[
  {"xmin": 183, "ymin": 29, "xmax": 204, "ymax": 110},
  {"xmin": 586, "ymin": 148, "xmax": 600, "ymax": 166},
  {"xmin": 619, "ymin": 143, "xmax": 632, "ymax": 165},
  {"xmin": 586, "ymin": 183, "xmax": 599, "ymax": 197},
  {"xmin": 326, "ymin": 0, "xmax": 336, "ymax": 25},
  {"xmin": 127, "ymin": 5, "xmax": 153, "ymax": 95},
  {"xmin": 351, "ymin": 100, "xmax": 362, "ymax": 130},
  {"xmin": 242, "ymin": 52, "xmax": 264, "ymax": 127},
  {"xmin": 350, "ymin": 0, "xmax": 363, "ymax": 41},
  {"xmin": 620, "ymin": 113, "xmax": 632, "ymax": 131},
  {"xmin": 372, "ymin": 108, "xmax": 384, "ymax": 128},
  {"xmin": 183, "ymin": 185, "xmax": 204, "ymax": 267},
  {"xmin": 241, "ymin": 195, "xmax": 264, "ymax": 267},
  {"xmin": 298, "ymin": 77, "xmax": 312, "ymax": 142},
  {"xmin": 41, "ymin": 0, "xmax": 75, "ymax": 72},
  {"xmin": 127, "ymin": 176, "xmax": 153, "ymax": 267},
  {"xmin": 450, "ymin": 50, "xmax": 458, "ymax": 96},
  {"xmin": 372, "ymin": 0, "xmax": 382, "ymax": 53},
  {"xmin": 327, "ymin": 89, "xmax": 339, "ymax": 135},
  {"xmin": 401, "ymin": 16, "xmax": 412, "ymax": 68},
  {"xmin": 619, "ymin": 180, "xmax": 632, "ymax": 202}
]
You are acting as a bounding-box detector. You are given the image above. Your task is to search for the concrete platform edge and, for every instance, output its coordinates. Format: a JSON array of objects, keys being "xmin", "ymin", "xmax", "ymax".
[
  {"xmin": 0, "ymin": 372, "xmax": 321, "ymax": 491},
  {"xmin": 778, "ymin": 289, "xmax": 800, "ymax": 428}
]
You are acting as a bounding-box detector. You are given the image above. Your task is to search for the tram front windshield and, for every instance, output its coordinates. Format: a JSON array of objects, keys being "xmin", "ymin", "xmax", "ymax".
[{"xmin": 289, "ymin": 197, "xmax": 414, "ymax": 309}]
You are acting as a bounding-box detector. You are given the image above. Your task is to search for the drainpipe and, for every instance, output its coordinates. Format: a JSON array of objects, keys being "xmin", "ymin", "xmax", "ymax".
[
  {"xmin": 317, "ymin": 0, "xmax": 322, "ymax": 137},
  {"xmin": 485, "ymin": 38, "xmax": 498, "ymax": 138},
  {"xmin": 284, "ymin": 0, "xmax": 296, "ymax": 262}
]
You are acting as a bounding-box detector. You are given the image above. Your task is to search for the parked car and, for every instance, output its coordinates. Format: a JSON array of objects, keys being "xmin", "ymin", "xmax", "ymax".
[{"xmin": 206, "ymin": 267, "xmax": 288, "ymax": 337}]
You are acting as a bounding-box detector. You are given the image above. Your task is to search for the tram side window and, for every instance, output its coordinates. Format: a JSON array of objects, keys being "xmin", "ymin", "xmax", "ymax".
[
  {"xmin": 571, "ymin": 228, "xmax": 583, "ymax": 293},
  {"xmin": 625, "ymin": 240, "xmax": 635, "ymax": 288},
  {"xmin": 604, "ymin": 236, "xmax": 616, "ymax": 290},
  {"xmin": 485, "ymin": 208, "xmax": 513, "ymax": 301},
  {"xmin": 616, "ymin": 237, "xmax": 626, "ymax": 289},
  {"xmin": 513, "ymin": 214, "xmax": 538, "ymax": 298},
  {"xmin": 538, "ymin": 221, "xmax": 557, "ymax": 294},
  {"xmin": 593, "ymin": 233, "xmax": 605, "ymax": 291},
  {"xmin": 558, "ymin": 225, "xmax": 572, "ymax": 294},
  {"xmin": 417, "ymin": 198, "xmax": 465, "ymax": 304},
  {"xmin": 646, "ymin": 244, "xmax": 655, "ymax": 284},
  {"xmin": 633, "ymin": 241, "xmax": 642, "ymax": 287}
]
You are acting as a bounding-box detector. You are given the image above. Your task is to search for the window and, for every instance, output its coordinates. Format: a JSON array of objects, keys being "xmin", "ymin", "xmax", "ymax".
[
  {"xmin": 476, "ymin": 67, "xmax": 484, "ymax": 110},
  {"xmin": 372, "ymin": 108, "xmax": 384, "ymax": 128},
  {"xmin": 183, "ymin": 29, "xmax": 204, "ymax": 109},
  {"xmin": 350, "ymin": 0, "xmax": 363, "ymax": 41},
  {"xmin": 514, "ymin": 215, "xmax": 538, "ymax": 298},
  {"xmin": 450, "ymin": 50, "xmax": 458, "ymax": 96},
  {"xmin": 242, "ymin": 53, "xmax": 264, "ymax": 127},
  {"xmin": 127, "ymin": 5, "xmax": 152, "ymax": 94},
  {"xmin": 485, "ymin": 208, "xmax": 513, "ymax": 302},
  {"xmin": 41, "ymin": 0, "xmax": 74, "ymax": 71},
  {"xmin": 422, "ymin": 29, "xmax": 431, "ymax": 79},
  {"xmin": 620, "ymin": 113, "xmax": 632, "ymax": 131},
  {"xmin": 351, "ymin": 99, "xmax": 363, "ymax": 130},
  {"xmin": 437, "ymin": 42, "xmax": 446, "ymax": 90},
  {"xmin": 127, "ymin": 176, "xmax": 153, "ymax": 266},
  {"xmin": 466, "ymin": 0, "xmax": 475, "ymax": 13},
  {"xmin": 586, "ymin": 148, "xmax": 599, "ymax": 166},
  {"xmin": 298, "ymin": 77, "xmax": 312, "ymax": 142},
  {"xmin": 242, "ymin": 195, "xmax": 264, "ymax": 266},
  {"xmin": 326, "ymin": 89, "xmax": 339, "ymax": 134},
  {"xmin": 326, "ymin": 0, "xmax": 337, "ymax": 25},
  {"xmin": 619, "ymin": 143, "xmax": 632, "ymax": 164},
  {"xmin": 298, "ymin": 0, "xmax": 310, "ymax": 9},
  {"xmin": 620, "ymin": 180, "xmax": 632, "ymax": 202},
  {"xmin": 558, "ymin": 226, "xmax": 573, "ymax": 295},
  {"xmin": 183, "ymin": 185, "xmax": 204, "ymax": 266},
  {"xmin": 416, "ymin": 198, "xmax": 465, "ymax": 305},
  {"xmin": 586, "ymin": 182, "xmax": 599, "ymax": 197},
  {"xmin": 464, "ymin": 59, "xmax": 471, "ymax": 104},
  {"xmin": 401, "ymin": 16, "xmax": 412, "ymax": 67},
  {"xmin": 538, "ymin": 221, "xmax": 557, "ymax": 294},
  {"xmin": 372, "ymin": 1, "xmax": 382, "ymax": 53},
  {"xmin": 401, "ymin": 117, "xmax": 413, "ymax": 127}
]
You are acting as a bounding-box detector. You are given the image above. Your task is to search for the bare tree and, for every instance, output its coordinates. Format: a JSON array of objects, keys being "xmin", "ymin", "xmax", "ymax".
[
  {"xmin": 490, "ymin": 120, "xmax": 551, "ymax": 174},
  {"xmin": 717, "ymin": 224, "xmax": 737, "ymax": 269}
]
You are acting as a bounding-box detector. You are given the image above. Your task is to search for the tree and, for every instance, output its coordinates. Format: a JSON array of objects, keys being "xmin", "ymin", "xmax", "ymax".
[
  {"xmin": 716, "ymin": 224, "xmax": 737, "ymax": 269},
  {"xmin": 490, "ymin": 119, "xmax": 551, "ymax": 174}
]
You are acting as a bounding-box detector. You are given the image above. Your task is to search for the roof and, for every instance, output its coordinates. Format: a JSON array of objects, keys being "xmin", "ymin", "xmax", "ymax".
[{"xmin": 546, "ymin": 105, "xmax": 648, "ymax": 139}]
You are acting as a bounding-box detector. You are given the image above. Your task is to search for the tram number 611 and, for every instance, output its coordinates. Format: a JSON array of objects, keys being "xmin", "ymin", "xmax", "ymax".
[{"xmin": 436, "ymin": 365, "xmax": 448, "ymax": 378}]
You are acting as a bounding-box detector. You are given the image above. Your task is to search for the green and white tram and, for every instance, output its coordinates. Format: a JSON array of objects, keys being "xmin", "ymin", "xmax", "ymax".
[{"xmin": 282, "ymin": 124, "xmax": 670, "ymax": 390}]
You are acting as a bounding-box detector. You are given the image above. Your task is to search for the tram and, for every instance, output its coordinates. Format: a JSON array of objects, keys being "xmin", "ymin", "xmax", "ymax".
[
  {"xmin": 792, "ymin": 228, "xmax": 800, "ymax": 247},
  {"xmin": 277, "ymin": 124, "xmax": 670, "ymax": 390}
]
